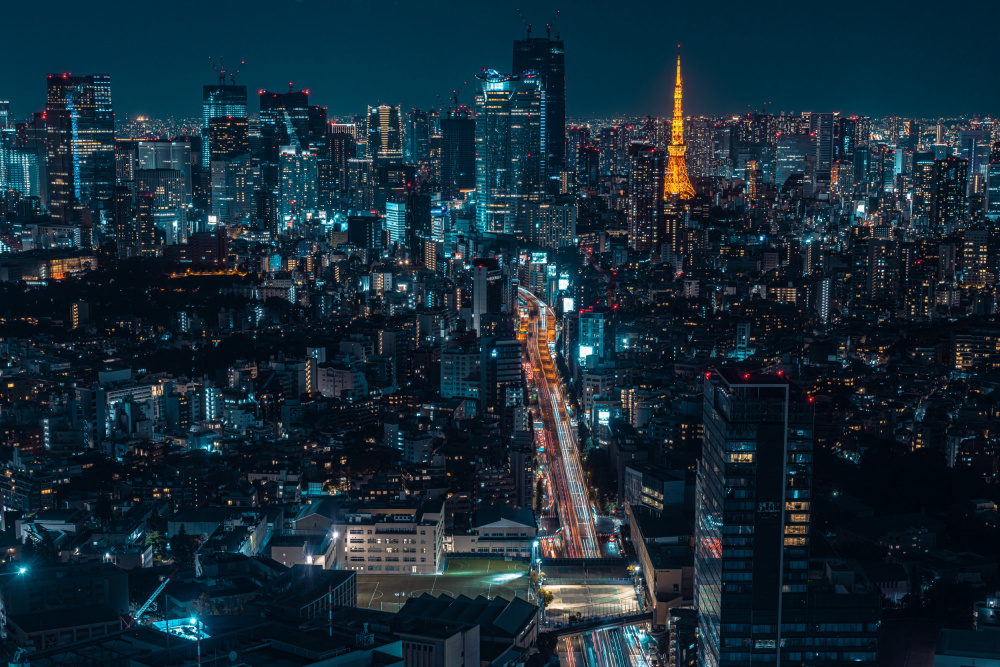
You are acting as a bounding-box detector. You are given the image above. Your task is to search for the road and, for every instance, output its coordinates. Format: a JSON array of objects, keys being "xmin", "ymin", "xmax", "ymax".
[{"xmin": 519, "ymin": 288, "xmax": 599, "ymax": 558}]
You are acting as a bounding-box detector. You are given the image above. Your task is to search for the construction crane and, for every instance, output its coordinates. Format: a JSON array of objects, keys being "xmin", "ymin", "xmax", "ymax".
[
  {"xmin": 515, "ymin": 8, "xmax": 532, "ymax": 37},
  {"xmin": 125, "ymin": 566, "xmax": 179, "ymax": 629},
  {"xmin": 208, "ymin": 56, "xmax": 245, "ymax": 86},
  {"xmin": 229, "ymin": 59, "xmax": 245, "ymax": 86},
  {"xmin": 546, "ymin": 9, "xmax": 560, "ymax": 39}
]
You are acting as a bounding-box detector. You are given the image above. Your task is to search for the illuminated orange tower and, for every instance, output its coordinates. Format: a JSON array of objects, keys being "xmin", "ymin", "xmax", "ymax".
[{"xmin": 663, "ymin": 54, "xmax": 696, "ymax": 200}]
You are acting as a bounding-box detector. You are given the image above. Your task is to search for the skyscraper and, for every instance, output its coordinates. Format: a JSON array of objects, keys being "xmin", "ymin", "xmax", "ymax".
[
  {"xmin": 474, "ymin": 70, "xmax": 544, "ymax": 235},
  {"xmin": 366, "ymin": 105, "xmax": 403, "ymax": 164},
  {"xmin": 986, "ymin": 141, "xmax": 1000, "ymax": 221},
  {"xmin": 439, "ymin": 108, "xmax": 476, "ymax": 198},
  {"xmin": 627, "ymin": 143, "xmax": 665, "ymax": 253},
  {"xmin": 208, "ymin": 117, "xmax": 250, "ymax": 162},
  {"xmin": 696, "ymin": 369, "xmax": 879, "ymax": 667},
  {"xmin": 513, "ymin": 32, "xmax": 565, "ymax": 178},
  {"xmin": 810, "ymin": 112, "xmax": 834, "ymax": 193},
  {"xmin": 404, "ymin": 109, "xmax": 430, "ymax": 165},
  {"xmin": 697, "ymin": 370, "xmax": 812, "ymax": 665},
  {"xmin": 46, "ymin": 73, "xmax": 115, "ymax": 224},
  {"xmin": 663, "ymin": 57, "xmax": 695, "ymax": 200},
  {"xmin": 201, "ymin": 83, "xmax": 247, "ymax": 168}
]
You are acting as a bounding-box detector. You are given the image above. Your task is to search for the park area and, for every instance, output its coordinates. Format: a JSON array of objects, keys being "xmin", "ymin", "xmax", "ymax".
[{"xmin": 356, "ymin": 557, "xmax": 533, "ymax": 612}]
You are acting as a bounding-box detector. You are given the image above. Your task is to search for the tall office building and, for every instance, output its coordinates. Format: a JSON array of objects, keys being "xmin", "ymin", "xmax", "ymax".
[
  {"xmin": 439, "ymin": 107, "xmax": 476, "ymax": 198},
  {"xmin": 405, "ymin": 109, "xmax": 430, "ymax": 165},
  {"xmin": 775, "ymin": 132, "xmax": 812, "ymax": 190},
  {"xmin": 208, "ymin": 117, "xmax": 250, "ymax": 161},
  {"xmin": 526, "ymin": 199, "xmax": 576, "ymax": 249},
  {"xmin": 696, "ymin": 369, "xmax": 879, "ymax": 667},
  {"xmin": 627, "ymin": 143, "xmax": 665, "ymax": 253},
  {"xmin": 474, "ymin": 70, "xmax": 545, "ymax": 235},
  {"xmin": 472, "ymin": 257, "xmax": 504, "ymax": 335},
  {"xmin": 259, "ymin": 89, "xmax": 320, "ymax": 160},
  {"xmin": 279, "ymin": 148, "xmax": 318, "ymax": 225},
  {"xmin": 810, "ymin": 112, "xmax": 834, "ymax": 194},
  {"xmin": 134, "ymin": 192, "xmax": 157, "ymax": 256},
  {"xmin": 136, "ymin": 169, "xmax": 188, "ymax": 245},
  {"xmin": 201, "ymin": 83, "xmax": 247, "ymax": 168},
  {"xmin": 367, "ymin": 105, "xmax": 403, "ymax": 163},
  {"xmin": 137, "ymin": 141, "xmax": 193, "ymax": 196},
  {"xmin": 986, "ymin": 141, "xmax": 1000, "ymax": 221},
  {"xmin": 931, "ymin": 157, "xmax": 968, "ymax": 230},
  {"xmin": 513, "ymin": 32, "xmax": 565, "ymax": 177},
  {"xmin": 385, "ymin": 199, "xmax": 408, "ymax": 246},
  {"xmin": 46, "ymin": 73, "xmax": 115, "ymax": 224}
]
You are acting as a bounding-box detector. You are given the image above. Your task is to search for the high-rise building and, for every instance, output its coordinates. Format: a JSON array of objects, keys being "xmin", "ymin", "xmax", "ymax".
[
  {"xmin": 526, "ymin": 199, "xmax": 576, "ymax": 249},
  {"xmin": 366, "ymin": 105, "xmax": 403, "ymax": 163},
  {"xmin": 439, "ymin": 108, "xmax": 476, "ymax": 198},
  {"xmin": 696, "ymin": 369, "xmax": 879, "ymax": 667},
  {"xmin": 663, "ymin": 57, "xmax": 695, "ymax": 200},
  {"xmin": 134, "ymin": 192, "xmax": 157, "ymax": 256},
  {"xmin": 775, "ymin": 132, "xmax": 812, "ymax": 190},
  {"xmin": 810, "ymin": 112, "xmax": 834, "ymax": 193},
  {"xmin": 201, "ymin": 83, "xmax": 247, "ymax": 168},
  {"xmin": 259, "ymin": 89, "xmax": 314, "ymax": 160},
  {"xmin": 385, "ymin": 199, "xmax": 408, "ymax": 246},
  {"xmin": 931, "ymin": 156, "xmax": 968, "ymax": 230},
  {"xmin": 46, "ymin": 73, "xmax": 115, "ymax": 224},
  {"xmin": 137, "ymin": 141, "xmax": 193, "ymax": 197},
  {"xmin": 474, "ymin": 70, "xmax": 544, "ymax": 235},
  {"xmin": 986, "ymin": 141, "xmax": 1000, "ymax": 221},
  {"xmin": 405, "ymin": 109, "xmax": 430, "ymax": 165},
  {"xmin": 513, "ymin": 33, "xmax": 565, "ymax": 178},
  {"xmin": 208, "ymin": 117, "xmax": 249, "ymax": 161},
  {"xmin": 627, "ymin": 144, "xmax": 665, "ymax": 253},
  {"xmin": 279, "ymin": 148, "xmax": 318, "ymax": 225},
  {"xmin": 136, "ymin": 169, "xmax": 188, "ymax": 245}
]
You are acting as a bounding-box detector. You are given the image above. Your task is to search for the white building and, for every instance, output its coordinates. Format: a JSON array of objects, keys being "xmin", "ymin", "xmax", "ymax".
[
  {"xmin": 332, "ymin": 501, "xmax": 445, "ymax": 574},
  {"xmin": 451, "ymin": 504, "xmax": 537, "ymax": 558}
]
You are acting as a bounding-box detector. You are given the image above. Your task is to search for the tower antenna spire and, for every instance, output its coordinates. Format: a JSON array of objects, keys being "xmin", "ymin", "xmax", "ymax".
[{"xmin": 663, "ymin": 47, "xmax": 695, "ymax": 200}]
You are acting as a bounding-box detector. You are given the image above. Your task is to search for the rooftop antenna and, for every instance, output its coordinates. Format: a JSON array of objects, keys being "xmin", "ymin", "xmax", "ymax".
[
  {"xmin": 516, "ymin": 8, "xmax": 531, "ymax": 37},
  {"xmin": 288, "ymin": 81, "xmax": 294, "ymax": 93},
  {"xmin": 547, "ymin": 9, "xmax": 560, "ymax": 39}
]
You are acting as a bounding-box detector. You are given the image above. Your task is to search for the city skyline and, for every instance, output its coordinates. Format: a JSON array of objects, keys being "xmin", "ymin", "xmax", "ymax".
[{"xmin": 3, "ymin": 0, "xmax": 999, "ymax": 122}]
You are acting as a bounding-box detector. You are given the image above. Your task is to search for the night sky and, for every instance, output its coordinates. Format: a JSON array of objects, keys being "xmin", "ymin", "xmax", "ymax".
[{"xmin": 5, "ymin": 0, "xmax": 997, "ymax": 123}]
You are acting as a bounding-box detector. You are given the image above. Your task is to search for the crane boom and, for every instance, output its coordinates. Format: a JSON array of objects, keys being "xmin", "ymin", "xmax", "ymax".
[{"xmin": 129, "ymin": 566, "xmax": 179, "ymax": 627}]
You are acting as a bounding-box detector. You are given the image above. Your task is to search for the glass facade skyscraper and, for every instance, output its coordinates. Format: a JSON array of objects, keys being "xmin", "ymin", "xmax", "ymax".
[
  {"xmin": 201, "ymin": 84, "xmax": 247, "ymax": 168},
  {"xmin": 474, "ymin": 70, "xmax": 544, "ymax": 236},
  {"xmin": 46, "ymin": 73, "xmax": 115, "ymax": 224},
  {"xmin": 513, "ymin": 34, "xmax": 565, "ymax": 178},
  {"xmin": 696, "ymin": 369, "xmax": 814, "ymax": 666}
]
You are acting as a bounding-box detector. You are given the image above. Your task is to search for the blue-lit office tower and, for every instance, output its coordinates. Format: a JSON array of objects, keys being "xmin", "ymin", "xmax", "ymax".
[
  {"xmin": 404, "ymin": 109, "xmax": 430, "ymax": 165},
  {"xmin": 46, "ymin": 74, "xmax": 115, "ymax": 226},
  {"xmin": 696, "ymin": 370, "xmax": 814, "ymax": 666},
  {"xmin": 775, "ymin": 132, "xmax": 812, "ymax": 190},
  {"xmin": 201, "ymin": 83, "xmax": 247, "ymax": 168},
  {"xmin": 987, "ymin": 141, "xmax": 1000, "ymax": 221},
  {"xmin": 513, "ymin": 33, "xmax": 565, "ymax": 180},
  {"xmin": 475, "ymin": 70, "xmax": 544, "ymax": 236}
]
